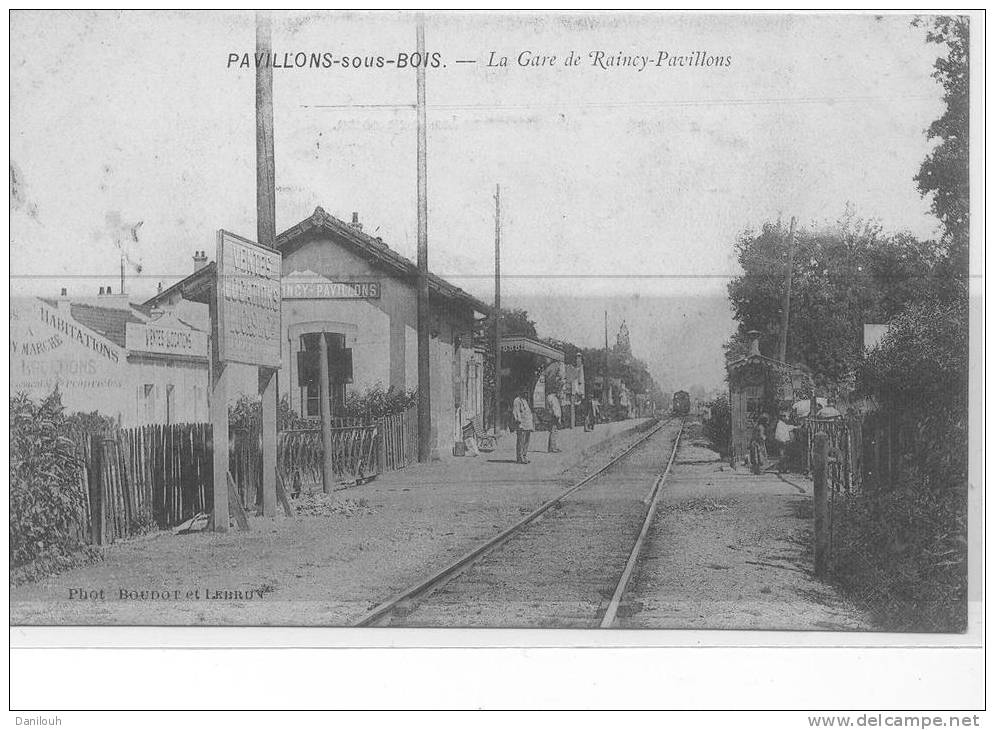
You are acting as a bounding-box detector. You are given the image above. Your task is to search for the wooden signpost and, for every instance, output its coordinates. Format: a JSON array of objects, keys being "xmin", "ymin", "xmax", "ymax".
[{"xmin": 210, "ymin": 229, "xmax": 282, "ymax": 531}]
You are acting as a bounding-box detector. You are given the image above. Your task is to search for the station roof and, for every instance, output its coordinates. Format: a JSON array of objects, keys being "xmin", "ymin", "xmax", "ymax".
[
  {"xmin": 39, "ymin": 299, "xmax": 146, "ymax": 349},
  {"xmin": 144, "ymin": 207, "xmax": 491, "ymax": 315},
  {"xmin": 276, "ymin": 207, "xmax": 490, "ymax": 315}
]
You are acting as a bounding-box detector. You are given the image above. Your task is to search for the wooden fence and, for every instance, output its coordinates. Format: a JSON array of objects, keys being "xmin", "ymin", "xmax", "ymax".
[
  {"xmin": 805, "ymin": 417, "xmax": 862, "ymax": 493},
  {"xmin": 74, "ymin": 409, "xmax": 415, "ymax": 544},
  {"xmin": 81, "ymin": 424, "xmax": 212, "ymax": 545},
  {"xmin": 379, "ymin": 408, "xmax": 417, "ymax": 472}
]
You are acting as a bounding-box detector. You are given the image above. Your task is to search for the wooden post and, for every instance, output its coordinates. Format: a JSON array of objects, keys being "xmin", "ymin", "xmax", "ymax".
[
  {"xmin": 210, "ymin": 364, "xmax": 229, "ymax": 533},
  {"xmin": 209, "ymin": 286, "xmax": 229, "ymax": 533},
  {"xmin": 318, "ymin": 332, "xmax": 335, "ymax": 493},
  {"xmin": 813, "ymin": 432, "xmax": 829, "ymax": 577},
  {"xmin": 259, "ymin": 368, "xmax": 277, "ymax": 517}
]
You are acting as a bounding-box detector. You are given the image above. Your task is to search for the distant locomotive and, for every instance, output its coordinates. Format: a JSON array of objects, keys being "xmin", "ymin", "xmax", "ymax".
[{"xmin": 672, "ymin": 390, "xmax": 691, "ymax": 416}]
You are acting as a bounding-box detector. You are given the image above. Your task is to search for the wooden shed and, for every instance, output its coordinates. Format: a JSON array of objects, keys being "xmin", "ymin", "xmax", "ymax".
[{"xmin": 726, "ymin": 331, "xmax": 811, "ymax": 465}]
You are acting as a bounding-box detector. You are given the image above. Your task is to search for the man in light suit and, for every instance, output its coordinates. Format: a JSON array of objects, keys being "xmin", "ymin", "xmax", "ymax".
[
  {"xmin": 512, "ymin": 388, "xmax": 534, "ymax": 464},
  {"xmin": 545, "ymin": 390, "xmax": 562, "ymax": 453}
]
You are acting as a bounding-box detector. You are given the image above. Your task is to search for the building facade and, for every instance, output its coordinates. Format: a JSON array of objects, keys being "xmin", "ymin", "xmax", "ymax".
[
  {"xmin": 143, "ymin": 207, "xmax": 490, "ymax": 457},
  {"xmin": 10, "ymin": 294, "xmax": 209, "ymax": 426},
  {"xmin": 275, "ymin": 208, "xmax": 489, "ymax": 454}
]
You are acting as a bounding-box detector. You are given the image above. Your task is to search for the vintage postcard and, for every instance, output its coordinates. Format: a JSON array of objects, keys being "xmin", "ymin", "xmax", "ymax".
[{"xmin": 8, "ymin": 9, "xmax": 981, "ymax": 663}]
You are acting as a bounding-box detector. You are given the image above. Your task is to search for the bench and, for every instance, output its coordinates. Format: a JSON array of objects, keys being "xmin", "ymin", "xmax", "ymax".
[{"xmin": 462, "ymin": 416, "xmax": 499, "ymax": 453}]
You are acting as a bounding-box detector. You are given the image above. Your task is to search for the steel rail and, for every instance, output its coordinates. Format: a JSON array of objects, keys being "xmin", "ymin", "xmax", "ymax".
[
  {"xmin": 599, "ymin": 417, "xmax": 685, "ymax": 628},
  {"xmin": 350, "ymin": 417, "xmax": 674, "ymax": 627}
]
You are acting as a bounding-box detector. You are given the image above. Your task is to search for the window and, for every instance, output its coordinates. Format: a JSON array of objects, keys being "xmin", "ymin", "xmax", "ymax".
[
  {"xmin": 165, "ymin": 384, "xmax": 175, "ymax": 425},
  {"xmin": 745, "ymin": 384, "xmax": 763, "ymax": 418},
  {"xmin": 142, "ymin": 384, "xmax": 155, "ymax": 424},
  {"xmin": 300, "ymin": 333, "xmax": 346, "ymax": 418}
]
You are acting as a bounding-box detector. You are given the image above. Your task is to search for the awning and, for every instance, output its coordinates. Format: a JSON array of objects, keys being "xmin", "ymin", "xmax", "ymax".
[{"xmin": 499, "ymin": 336, "xmax": 564, "ymax": 363}]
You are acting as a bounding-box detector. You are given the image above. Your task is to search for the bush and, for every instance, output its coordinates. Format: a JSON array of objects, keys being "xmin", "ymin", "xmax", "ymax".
[
  {"xmin": 702, "ymin": 394, "xmax": 731, "ymax": 457},
  {"xmin": 341, "ymin": 383, "xmax": 418, "ymax": 421},
  {"xmin": 844, "ymin": 298, "xmax": 969, "ymax": 631},
  {"xmin": 9, "ymin": 390, "xmax": 89, "ymax": 569},
  {"xmin": 230, "ymin": 385, "xmax": 417, "ymax": 432},
  {"xmin": 230, "ymin": 394, "xmax": 307, "ymax": 431}
]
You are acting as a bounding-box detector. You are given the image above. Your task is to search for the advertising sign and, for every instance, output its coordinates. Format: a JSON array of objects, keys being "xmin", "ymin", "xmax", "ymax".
[
  {"xmin": 125, "ymin": 321, "xmax": 208, "ymax": 358},
  {"xmin": 10, "ymin": 298, "xmax": 129, "ymax": 414},
  {"xmin": 216, "ymin": 230, "xmax": 282, "ymax": 368}
]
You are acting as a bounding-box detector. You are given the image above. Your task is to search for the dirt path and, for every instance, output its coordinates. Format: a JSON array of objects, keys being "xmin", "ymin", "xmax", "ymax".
[
  {"xmin": 10, "ymin": 419, "xmax": 653, "ymax": 626},
  {"xmin": 618, "ymin": 437, "xmax": 870, "ymax": 631}
]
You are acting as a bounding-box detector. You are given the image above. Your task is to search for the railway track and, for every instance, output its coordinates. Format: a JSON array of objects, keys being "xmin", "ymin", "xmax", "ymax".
[{"xmin": 351, "ymin": 416, "xmax": 685, "ymax": 628}]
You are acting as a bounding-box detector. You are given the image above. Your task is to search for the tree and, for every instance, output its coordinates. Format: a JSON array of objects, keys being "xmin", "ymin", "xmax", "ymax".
[
  {"xmin": 914, "ymin": 16, "xmax": 969, "ymax": 273},
  {"xmin": 725, "ymin": 213, "xmax": 952, "ymax": 386}
]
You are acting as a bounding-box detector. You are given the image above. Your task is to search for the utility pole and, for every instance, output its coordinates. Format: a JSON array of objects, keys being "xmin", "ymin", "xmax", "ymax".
[
  {"xmin": 603, "ymin": 311, "xmax": 609, "ymax": 407},
  {"xmin": 494, "ymin": 184, "xmax": 501, "ymax": 434},
  {"xmin": 493, "ymin": 183, "xmax": 502, "ymax": 433},
  {"xmin": 415, "ymin": 18, "xmax": 432, "ymax": 462},
  {"xmin": 778, "ymin": 216, "xmax": 797, "ymax": 363},
  {"xmin": 256, "ymin": 10, "xmax": 278, "ymax": 516}
]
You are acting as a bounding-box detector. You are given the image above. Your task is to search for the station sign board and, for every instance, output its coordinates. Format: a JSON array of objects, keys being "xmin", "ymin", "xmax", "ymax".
[
  {"xmin": 216, "ymin": 230, "xmax": 282, "ymax": 368},
  {"xmin": 126, "ymin": 321, "xmax": 208, "ymax": 358},
  {"xmin": 281, "ymin": 276, "xmax": 381, "ymax": 300}
]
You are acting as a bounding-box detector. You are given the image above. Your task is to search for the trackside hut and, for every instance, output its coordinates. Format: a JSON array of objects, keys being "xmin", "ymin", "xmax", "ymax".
[{"xmin": 726, "ymin": 331, "xmax": 810, "ymax": 465}]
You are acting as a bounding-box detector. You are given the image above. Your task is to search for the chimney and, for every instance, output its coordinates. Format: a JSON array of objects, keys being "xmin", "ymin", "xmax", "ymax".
[
  {"xmin": 349, "ymin": 212, "xmax": 363, "ymax": 232},
  {"xmin": 193, "ymin": 250, "xmax": 208, "ymax": 272},
  {"xmin": 747, "ymin": 330, "xmax": 762, "ymax": 357}
]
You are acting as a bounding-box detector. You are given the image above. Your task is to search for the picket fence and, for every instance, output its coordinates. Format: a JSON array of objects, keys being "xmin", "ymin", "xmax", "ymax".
[{"xmin": 77, "ymin": 412, "xmax": 414, "ymax": 544}]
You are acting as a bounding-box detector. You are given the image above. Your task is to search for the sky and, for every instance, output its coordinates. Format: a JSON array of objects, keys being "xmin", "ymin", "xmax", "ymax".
[{"xmin": 9, "ymin": 11, "xmax": 949, "ymax": 390}]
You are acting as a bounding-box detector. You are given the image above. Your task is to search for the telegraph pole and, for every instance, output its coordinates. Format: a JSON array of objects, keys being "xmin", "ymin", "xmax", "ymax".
[
  {"xmin": 493, "ymin": 183, "xmax": 502, "ymax": 433},
  {"xmin": 255, "ymin": 10, "xmax": 278, "ymax": 516},
  {"xmin": 778, "ymin": 216, "xmax": 797, "ymax": 363},
  {"xmin": 603, "ymin": 311, "xmax": 609, "ymax": 406},
  {"xmin": 415, "ymin": 18, "xmax": 432, "ymax": 462}
]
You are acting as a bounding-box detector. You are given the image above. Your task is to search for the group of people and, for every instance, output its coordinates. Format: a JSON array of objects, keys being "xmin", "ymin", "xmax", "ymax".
[
  {"xmin": 748, "ymin": 411, "xmax": 799, "ymax": 475},
  {"xmin": 510, "ymin": 388, "xmax": 568, "ymax": 464}
]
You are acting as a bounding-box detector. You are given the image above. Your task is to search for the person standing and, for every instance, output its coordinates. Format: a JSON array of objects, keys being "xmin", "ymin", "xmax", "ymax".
[
  {"xmin": 749, "ymin": 415, "xmax": 769, "ymax": 475},
  {"xmin": 545, "ymin": 390, "xmax": 562, "ymax": 453},
  {"xmin": 512, "ymin": 388, "xmax": 534, "ymax": 464}
]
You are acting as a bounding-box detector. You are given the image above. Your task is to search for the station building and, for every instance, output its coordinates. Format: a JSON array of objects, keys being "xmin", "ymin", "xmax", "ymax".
[{"xmin": 145, "ymin": 207, "xmax": 490, "ymax": 457}]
